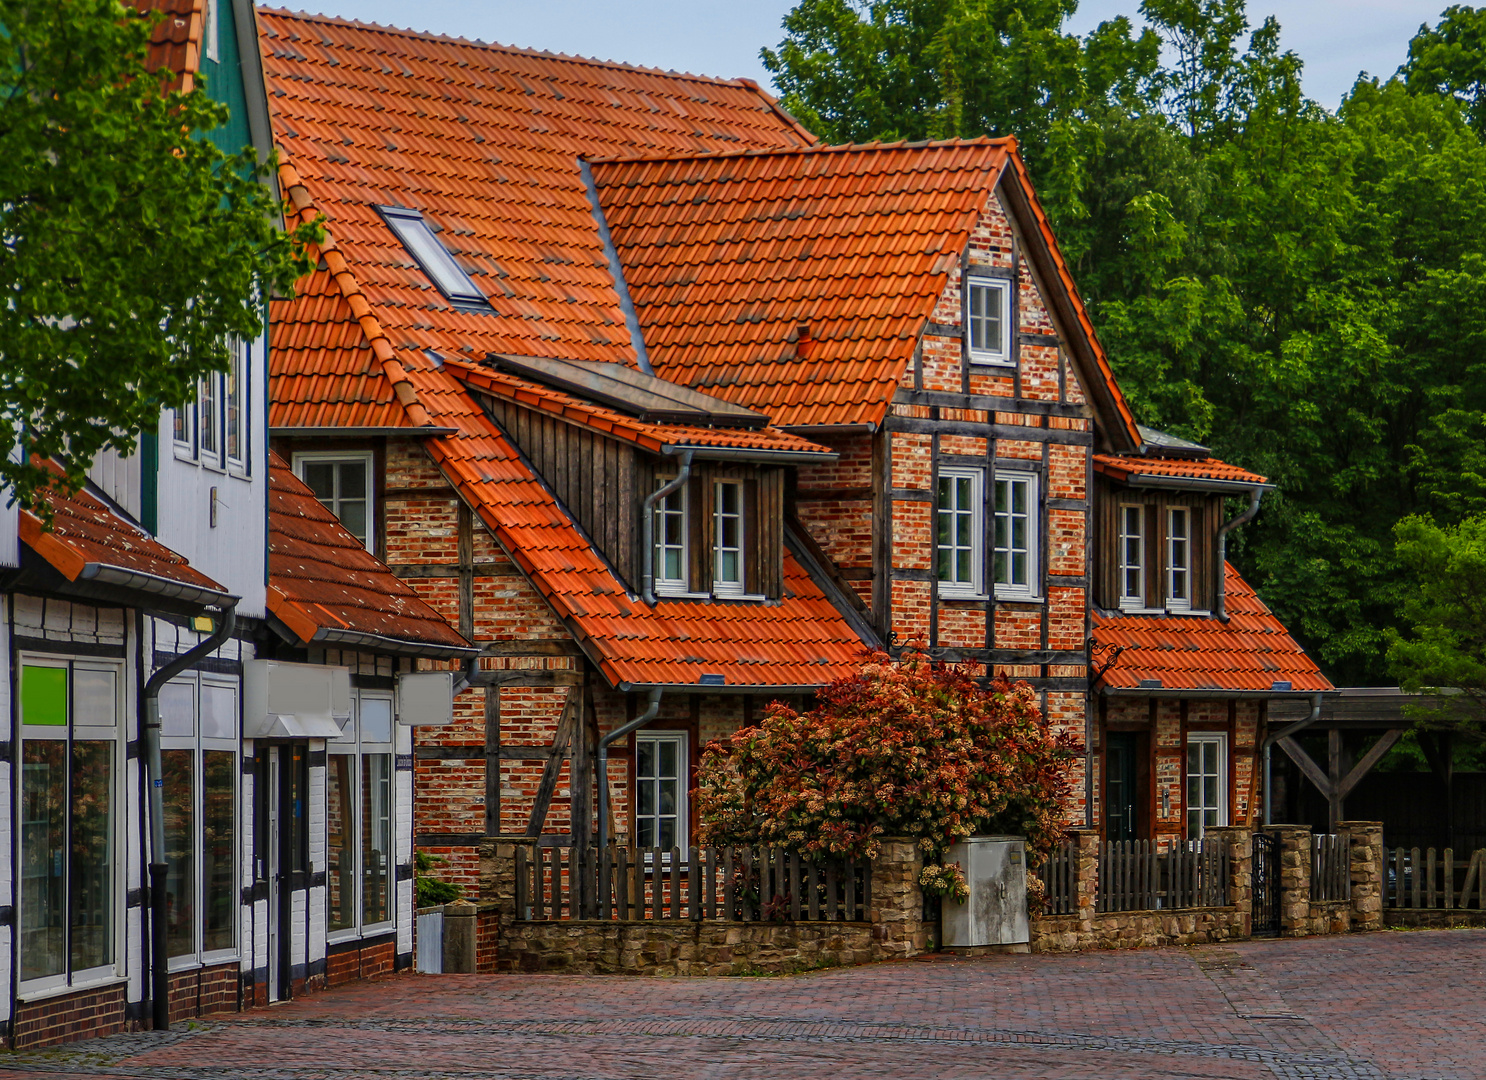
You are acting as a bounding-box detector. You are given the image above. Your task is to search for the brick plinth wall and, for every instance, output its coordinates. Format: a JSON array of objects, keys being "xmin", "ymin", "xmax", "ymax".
[
  {"xmin": 326, "ymin": 935, "xmax": 397, "ymax": 988},
  {"xmin": 167, "ymin": 961, "xmax": 241, "ymax": 1026},
  {"xmin": 11, "ymin": 983, "xmax": 127, "ymax": 1050}
]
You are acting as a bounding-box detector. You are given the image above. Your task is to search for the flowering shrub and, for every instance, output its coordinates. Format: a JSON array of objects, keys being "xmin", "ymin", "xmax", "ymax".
[
  {"xmin": 695, "ymin": 653, "xmax": 1081, "ymax": 891},
  {"xmin": 919, "ymin": 861, "xmax": 969, "ymax": 904}
]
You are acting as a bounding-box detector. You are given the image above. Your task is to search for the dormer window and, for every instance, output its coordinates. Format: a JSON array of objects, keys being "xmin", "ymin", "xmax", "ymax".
[
  {"xmin": 713, "ymin": 482, "xmax": 744, "ymax": 597},
  {"xmin": 1118, "ymin": 504, "xmax": 1146, "ymax": 610},
  {"xmin": 967, "ymin": 277, "xmax": 1011, "ymax": 365},
  {"xmin": 377, "ymin": 206, "xmax": 489, "ymax": 308},
  {"xmin": 652, "ymin": 480, "xmax": 688, "ymax": 594},
  {"xmin": 1166, "ymin": 507, "xmax": 1191, "ymax": 611}
]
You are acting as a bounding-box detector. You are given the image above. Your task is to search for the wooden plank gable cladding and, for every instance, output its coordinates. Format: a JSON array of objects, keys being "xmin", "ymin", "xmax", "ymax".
[
  {"xmin": 1091, "ymin": 478, "xmax": 1222, "ymax": 613},
  {"xmin": 477, "ymin": 392, "xmax": 788, "ymax": 600}
]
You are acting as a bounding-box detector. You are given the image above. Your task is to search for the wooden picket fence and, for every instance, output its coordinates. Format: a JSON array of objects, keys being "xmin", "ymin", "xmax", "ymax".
[
  {"xmin": 1310, "ymin": 833, "xmax": 1352, "ymax": 902},
  {"xmin": 515, "ymin": 844, "xmax": 871, "ymax": 923},
  {"xmin": 1387, "ymin": 847, "xmax": 1486, "ymax": 910},
  {"xmin": 1097, "ymin": 838, "xmax": 1230, "ymax": 913},
  {"xmin": 1039, "ymin": 840, "xmax": 1077, "ymax": 915}
]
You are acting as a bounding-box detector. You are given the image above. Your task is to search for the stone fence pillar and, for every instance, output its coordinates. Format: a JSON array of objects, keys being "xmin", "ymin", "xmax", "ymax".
[
  {"xmin": 1070, "ymin": 829, "xmax": 1100, "ymax": 926},
  {"xmin": 1337, "ymin": 820, "xmax": 1384, "ymax": 932},
  {"xmin": 1205, "ymin": 826, "xmax": 1253, "ymax": 935},
  {"xmin": 869, "ymin": 837, "xmax": 927, "ymax": 959},
  {"xmin": 479, "ymin": 835, "xmax": 538, "ymax": 925},
  {"xmin": 1270, "ymin": 825, "xmax": 1312, "ymax": 936}
]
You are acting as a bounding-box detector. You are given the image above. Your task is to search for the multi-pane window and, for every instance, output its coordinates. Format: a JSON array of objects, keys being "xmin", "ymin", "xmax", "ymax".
[
  {"xmin": 198, "ymin": 373, "xmax": 219, "ymax": 459},
  {"xmin": 713, "ymin": 482, "xmax": 744, "ymax": 596},
  {"xmin": 1167, "ymin": 507, "xmax": 1191, "ymax": 611},
  {"xmin": 174, "ymin": 342, "xmax": 248, "ymax": 471},
  {"xmin": 1186, "ymin": 734, "xmax": 1227, "ymax": 838},
  {"xmin": 967, "ymin": 278, "xmax": 1010, "ymax": 364},
  {"xmin": 296, "ymin": 454, "xmax": 373, "ymax": 550},
  {"xmin": 226, "ymin": 342, "xmax": 244, "ymax": 466},
  {"xmin": 936, "ymin": 468, "xmax": 983, "ymax": 598},
  {"xmin": 18, "ymin": 659, "xmax": 120, "ymax": 990},
  {"xmin": 652, "ymin": 480, "xmax": 688, "ymax": 594},
  {"xmin": 328, "ymin": 693, "xmax": 396, "ymax": 936},
  {"xmin": 160, "ymin": 675, "xmax": 239, "ymax": 965},
  {"xmin": 1118, "ymin": 504, "xmax": 1146, "ymax": 609},
  {"xmin": 634, "ymin": 732, "xmax": 686, "ymax": 852},
  {"xmin": 994, "ymin": 473, "xmax": 1037, "ymax": 598}
]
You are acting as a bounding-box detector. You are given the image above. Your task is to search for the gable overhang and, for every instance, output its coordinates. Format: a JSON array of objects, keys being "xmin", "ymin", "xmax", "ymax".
[
  {"xmin": 1118, "ymin": 475, "xmax": 1276, "ymax": 495},
  {"xmin": 659, "ymin": 444, "xmax": 838, "ymax": 465},
  {"xmin": 994, "ymin": 155, "xmax": 1142, "ymax": 454},
  {"xmin": 270, "ymin": 426, "xmax": 459, "ymax": 438}
]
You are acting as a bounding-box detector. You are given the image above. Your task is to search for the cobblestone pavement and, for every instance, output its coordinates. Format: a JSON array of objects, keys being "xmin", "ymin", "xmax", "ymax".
[{"xmin": 2, "ymin": 929, "xmax": 1482, "ymax": 1079}]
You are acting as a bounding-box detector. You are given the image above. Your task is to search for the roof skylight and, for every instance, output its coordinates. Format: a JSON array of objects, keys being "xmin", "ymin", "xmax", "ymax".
[{"xmin": 378, "ymin": 206, "xmax": 488, "ymax": 307}]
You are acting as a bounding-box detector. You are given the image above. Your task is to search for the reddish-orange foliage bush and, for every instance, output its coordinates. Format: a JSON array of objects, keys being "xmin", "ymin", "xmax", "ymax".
[{"xmin": 695, "ymin": 654, "xmax": 1081, "ymax": 890}]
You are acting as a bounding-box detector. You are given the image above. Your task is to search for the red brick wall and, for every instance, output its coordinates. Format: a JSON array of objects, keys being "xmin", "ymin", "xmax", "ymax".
[
  {"xmin": 11, "ymin": 983, "xmax": 127, "ymax": 1050},
  {"xmin": 325, "ymin": 937, "xmax": 396, "ymax": 988},
  {"xmin": 166, "ymin": 961, "xmax": 240, "ymax": 1025}
]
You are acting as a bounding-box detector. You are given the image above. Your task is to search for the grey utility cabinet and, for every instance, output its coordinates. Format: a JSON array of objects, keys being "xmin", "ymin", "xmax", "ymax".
[{"xmin": 941, "ymin": 835, "xmax": 1030, "ymax": 948}]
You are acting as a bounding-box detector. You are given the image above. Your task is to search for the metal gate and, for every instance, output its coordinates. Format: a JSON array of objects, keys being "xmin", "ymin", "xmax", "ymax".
[{"xmin": 1251, "ymin": 832, "xmax": 1280, "ymax": 937}]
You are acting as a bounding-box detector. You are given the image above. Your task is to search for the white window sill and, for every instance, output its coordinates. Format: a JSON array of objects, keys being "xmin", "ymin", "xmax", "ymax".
[
  {"xmin": 712, "ymin": 591, "xmax": 767, "ymax": 603},
  {"xmin": 1167, "ymin": 608, "xmax": 1211, "ymax": 617},
  {"xmin": 995, "ymin": 591, "xmax": 1043, "ymax": 604},
  {"xmin": 938, "ymin": 587, "xmax": 986, "ymax": 602},
  {"xmin": 654, "ymin": 589, "xmax": 709, "ymax": 601},
  {"xmin": 1118, "ymin": 605, "xmax": 1213, "ymax": 617},
  {"xmin": 18, "ymin": 973, "xmax": 127, "ymax": 1004},
  {"xmin": 969, "ymin": 355, "xmax": 1014, "ymax": 368}
]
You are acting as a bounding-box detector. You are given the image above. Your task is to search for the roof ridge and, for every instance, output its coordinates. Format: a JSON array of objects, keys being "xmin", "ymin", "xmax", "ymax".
[
  {"xmin": 276, "ymin": 149, "xmax": 437, "ymax": 429},
  {"xmin": 257, "ymin": 7, "xmax": 782, "ymax": 92},
  {"xmin": 586, "ymin": 135, "xmax": 1015, "ymax": 168}
]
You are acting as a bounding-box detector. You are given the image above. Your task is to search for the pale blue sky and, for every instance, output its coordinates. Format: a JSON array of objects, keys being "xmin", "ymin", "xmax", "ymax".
[{"xmin": 282, "ymin": 0, "xmax": 1451, "ymax": 111}]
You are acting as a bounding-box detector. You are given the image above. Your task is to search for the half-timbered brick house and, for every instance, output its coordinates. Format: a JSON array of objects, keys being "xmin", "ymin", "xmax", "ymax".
[{"xmin": 257, "ymin": 9, "xmax": 1332, "ymax": 878}]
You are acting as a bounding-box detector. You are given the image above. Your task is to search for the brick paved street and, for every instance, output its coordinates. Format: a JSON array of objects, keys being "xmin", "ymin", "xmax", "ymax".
[{"xmin": 2, "ymin": 929, "xmax": 1482, "ymax": 1079}]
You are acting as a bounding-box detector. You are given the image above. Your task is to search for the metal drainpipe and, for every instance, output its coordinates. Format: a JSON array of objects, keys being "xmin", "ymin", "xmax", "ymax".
[
  {"xmin": 596, "ymin": 688, "xmax": 662, "ymax": 850},
  {"xmin": 1215, "ymin": 488, "xmax": 1264, "ymax": 622},
  {"xmin": 142, "ymin": 600, "xmax": 238, "ymax": 1032},
  {"xmin": 640, "ymin": 448, "xmax": 695, "ymax": 606},
  {"xmin": 1262, "ymin": 692, "xmax": 1323, "ymax": 827}
]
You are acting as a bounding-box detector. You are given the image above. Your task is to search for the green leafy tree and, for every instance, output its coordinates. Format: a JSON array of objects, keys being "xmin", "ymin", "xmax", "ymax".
[
  {"xmin": 1403, "ymin": 4, "xmax": 1486, "ymax": 137},
  {"xmin": 0, "ymin": 0, "xmax": 317, "ymax": 510},
  {"xmin": 1388, "ymin": 514, "xmax": 1486, "ymax": 736}
]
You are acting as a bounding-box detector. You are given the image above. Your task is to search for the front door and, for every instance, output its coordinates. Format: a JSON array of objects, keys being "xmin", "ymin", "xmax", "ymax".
[
  {"xmin": 257, "ymin": 743, "xmax": 308, "ymax": 1002},
  {"xmin": 1106, "ymin": 733, "xmax": 1140, "ymax": 842}
]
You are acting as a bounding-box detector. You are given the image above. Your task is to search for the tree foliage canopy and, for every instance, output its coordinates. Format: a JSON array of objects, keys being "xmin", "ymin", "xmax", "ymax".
[
  {"xmin": 694, "ymin": 655, "xmax": 1081, "ymax": 897},
  {"xmin": 766, "ymin": 0, "xmax": 1486, "ymax": 684},
  {"xmin": 0, "ymin": 0, "xmax": 317, "ymax": 509}
]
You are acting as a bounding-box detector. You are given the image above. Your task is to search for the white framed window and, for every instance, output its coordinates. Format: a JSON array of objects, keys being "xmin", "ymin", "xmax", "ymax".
[
  {"xmin": 377, "ymin": 206, "xmax": 487, "ymax": 306},
  {"xmin": 1186, "ymin": 734, "xmax": 1227, "ymax": 838},
  {"xmin": 295, "ymin": 452, "xmax": 373, "ymax": 551},
  {"xmin": 160, "ymin": 675, "xmax": 240, "ymax": 968},
  {"xmin": 225, "ymin": 340, "xmax": 246, "ymax": 471},
  {"xmin": 172, "ymin": 400, "xmax": 195, "ymax": 459},
  {"xmin": 199, "ymin": 373, "xmax": 220, "ymax": 463},
  {"xmin": 994, "ymin": 472, "xmax": 1038, "ymax": 599},
  {"xmin": 1166, "ymin": 507, "xmax": 1191, "ymax": 612},
  {"xmin": 17, "ymin": 658, "xmax": 123, "ymax": 993},
  {"xmin": 652, "ymin": 480, "xmax": 688, "ymax": 595},
  {"xmin": 1118, "ymin": 504, "xmax": 1146, "ymax": 610},
  {"xmin": 713, "ymin": 482, "xmax": 745, "ymax": 597},
  {"xmin": 936, "ymin": 467, "xmax": 983, "ymax": 599},
  {"xmin": 967, "ymin": 277, "xmax": 1011, "ymax": 365},
  {"xmin": 634, "ymin": 731, "xmax": 687, "ymax": 853},
  {"xmin": 327, "ymin": 692, "xmax": 396, "ymax": 938}
]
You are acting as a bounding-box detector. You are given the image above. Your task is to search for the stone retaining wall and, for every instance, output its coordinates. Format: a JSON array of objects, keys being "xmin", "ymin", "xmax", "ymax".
[{"xmin": 1032, "ymin": 905, "xmax": 1247, "ymax": 953}]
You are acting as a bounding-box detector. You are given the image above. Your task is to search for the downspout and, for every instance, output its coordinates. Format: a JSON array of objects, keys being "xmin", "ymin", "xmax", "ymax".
[
  {"xmin": 142, "ymin": 600, "xmax": 238, "ymax": 1032},
  {"xmin": 596, "ymin": 688, "xmax": 663, "ymax": 850},
  {"xmin": 1262, "ymin": 692, "xmax": 1323, "ymax": 827},
  {"xmin": 640, "ymin": 448, "xmax": 695, "ymax": 606},
  {"xmin": 1215, "ymin": 488, "xmax": 1263, "ymax": 622}
]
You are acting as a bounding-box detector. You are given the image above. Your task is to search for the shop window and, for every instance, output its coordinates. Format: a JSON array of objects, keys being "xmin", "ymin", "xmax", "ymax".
[
  {"xmin": 327, "ymin": 692, "xmax": 396, "ymax": 938},
  {"xmin": 18, "ymin": 660, "xmax": 121, "ymax": 991}
]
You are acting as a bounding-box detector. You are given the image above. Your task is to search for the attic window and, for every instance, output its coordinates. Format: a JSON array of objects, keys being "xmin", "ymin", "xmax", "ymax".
[{"xmin": 377, "ymin": 206, "xmax": 489, "ymax": 308}]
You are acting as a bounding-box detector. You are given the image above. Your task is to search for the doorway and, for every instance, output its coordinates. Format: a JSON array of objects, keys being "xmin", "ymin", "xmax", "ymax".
[
  {"xmin": 255, "ymin": 743, "xmax": 307, "ymax": 1002},
  {"xmin": 1106, "ymin": 732, "xmax": 1141, "ymax": 841}
]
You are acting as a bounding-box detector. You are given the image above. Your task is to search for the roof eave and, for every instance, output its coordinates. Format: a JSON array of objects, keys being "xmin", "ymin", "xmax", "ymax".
[
  {"xmin": 1117, "ymin": 474, "xmax": 1276, "ymax": 494},
  {"xmin": 659, "ymin": 444, "xmax": 838, "ymax": 464},
  {"xmin": 1100, "ymin": 686, "xmax": 1339, "ymax": 699},
  {"xmin": 77, "ymin": 563, "xmax": 238, "ymax": 609},
  {"xmin": 269, "ymin": 426, "xmax": 459, "ymax": 438}
]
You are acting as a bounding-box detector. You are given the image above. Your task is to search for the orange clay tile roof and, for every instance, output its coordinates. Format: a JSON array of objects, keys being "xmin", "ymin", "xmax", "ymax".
[
  {"xmin": 21, "ymin": 466, "xmax": 228, "ymax": 601},
  {"xmin": 259, "ymin": 8, "xmax": 813, "ymax": 431},
  {"xmin": 267, "ymin": 453, "xmax": 473, "ymax": 655},
  {"xmin": 393, "ymin": 360, "xmax": 869, "ymax": 688},
  {"xmin": 1095, "ymin": 454, "xmax": 1269, "ymax": 487},
  {"xmin": 133, "ymin": 0, "xmax": 205, "ymax": 89},
  {"xmin": 589, "ymin": 140, "xmax": 1012, "ymax": 429},
  {"xmin": 1093, "ymin": 564, "xmax": 1331, "ymax": 694},
  {"xmin": 447, "ymin": 358, "xmax": 835, "ymax": 457}
]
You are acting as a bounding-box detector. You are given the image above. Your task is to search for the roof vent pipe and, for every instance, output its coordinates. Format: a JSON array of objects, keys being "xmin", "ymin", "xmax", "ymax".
[
  {"xmin": 142, "ymin": 599, "xmax": 239, "ymax": 1032},
  {"xmin": 640, "ymin": 447, "xmax": 695, "ymax": 606},
  {"xmin": 596, "ymin": 688, "xmax": 663, "ymax": 850},
  {"xmin": 1215, "ymin": 488, "xmax": 1264, "ymax": 622}
]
